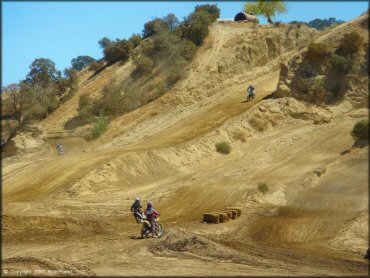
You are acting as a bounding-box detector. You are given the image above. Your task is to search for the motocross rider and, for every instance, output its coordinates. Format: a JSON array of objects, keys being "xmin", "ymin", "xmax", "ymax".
[
  {"xmin": 143, "ymin": 201, "xmax": 160, "ymax": 237},
  {"xmin": 131, "ymin": 197, "xmax": 142, "ymax": 223}
]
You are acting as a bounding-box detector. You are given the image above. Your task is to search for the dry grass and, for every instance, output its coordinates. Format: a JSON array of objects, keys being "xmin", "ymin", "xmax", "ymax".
[{"xmin": 232, "ymin": 131, "xmax": 246, "ymax": 142}]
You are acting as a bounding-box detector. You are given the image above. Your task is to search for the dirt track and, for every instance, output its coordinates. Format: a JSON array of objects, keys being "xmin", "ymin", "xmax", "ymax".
[{"xmin": 2, "ymin": 19, "xmax": 369, "ymax": 276}]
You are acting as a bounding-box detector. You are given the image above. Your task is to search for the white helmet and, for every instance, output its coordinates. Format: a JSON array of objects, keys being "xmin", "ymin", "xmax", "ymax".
[{"xmin": 136, "ymin": 197, "xmax": 140, "ymax": 201}]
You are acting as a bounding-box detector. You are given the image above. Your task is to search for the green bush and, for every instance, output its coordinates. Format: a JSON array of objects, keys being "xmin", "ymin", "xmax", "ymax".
[
  {"xmin": 351, "ymin": 118, "xmax": 369, "ymax": 141},
  {"xmin": 181, "ymin": 10, "xmax": 213, "ymax": 46},
  {"xmin": 194, "ymin": 4, "xmax": 220, "ymax": 22},
  {"xmin": 178, "ymin": 40, "xmax": 198, "ymax": 61},
  {"xmin": 95, "ymin": 85, "xmax": 127, "ymax": 117},
  {"xmin": 88, "ymin": 60, "xmax": 104, "ymax": 72},
  {"xmin": 91, "ymin": 116, "xmax": 108, "ymax": 138},
  {"xmin": 132, "ymin": 54, "xmax": 155, "ymax": 73},
  {"xmin": 104, "ymin": 39, "xmax": 133, "ymax": 64},
  {"xmin": 128, "ymin": 34, "xmax": 142, "ymax": 49},
  {"xmin": 166, "ymin": 58, "xmax": 187, "ymax": 85},
  {"xmin": 215, "ymin": 141, "xmax": 231, "ymax": 154},
  {"xmin": 337, "ymin": 31, "xmax": 363, "ymax": 56},
  {"xmin": 306, "ymin": 43, "xmax": 330, "ymax": 63},
  {"xmin": 78, "ymin": 94, "xmax": 95, "ymax": 122},
  {"xmin": 329, "ymin": 54, "xmax": 352, "ymax": 75},
  {"xmin": 142, "ymin": 18, "xmax": 166, "ymax": 39},
  {"xmin": 258, "ymin": 183, "xmax": 268, "ymax": 194},
  {"xmin": 71, "ymin": 55, "xmax": 96, "ymax": 71}
]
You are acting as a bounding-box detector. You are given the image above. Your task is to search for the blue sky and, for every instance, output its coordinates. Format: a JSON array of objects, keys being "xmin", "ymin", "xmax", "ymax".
[{"xmin": 2, "ymin": 1, "xmax": 368, "ymax": 86}]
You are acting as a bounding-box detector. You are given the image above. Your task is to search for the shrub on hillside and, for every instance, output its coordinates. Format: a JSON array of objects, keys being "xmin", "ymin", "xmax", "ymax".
[
  {"xmin": 166, "ymin": 58, "xmax": 187, "ymax": 85},
  {"xmin": 78, "ymin": 94, "xmax": 95, "ymax": 122},
  {"xmin": 132, "ymin": 54, "xmax": 155, "ymax": 73},
  {"xmin": 194, "ymin": 4, "xmax": 220, "ymax": 22},
  {"xmin": 329, "ymin": 54, "xmax": 352, "ymax": 75},
  {"xmin": 91, "ymin": 116, "xmax": 108, "ymax": 138},
  {"xmin": 104, "ymin": 39, "xmax": 133, "ymax": 64},
  {"xmin": 142, "ymin": 18, "xmax": 166, "ymax": 39},
  {"xmin": 215, "ymin": 141, "xmax": 231, "ymax": 154},
  {"xmin": 71, "ymin": 56, "xmax": 96, "ymax": 71},
  {"xmin": 95, "ymin": 85, "xmax": 127, "ymax": 117},
  {"xmin": 88, "ymin": 60, "xmax": 104, "ymax": 72},
  {"xmin": 306, "ymin": 43, "xmax": 330, "ymax": 63},
  {"xmin": 178, "ymin": 40, "xmax": 198, "ymax": 61},
  {"xmin": 337, "ymin": 31, "xmax": 364, "ymax": 56},
  {"xmin": 232, "ymin": 131, "xmax": 246, "ymax": 142},
  {"xmin": 351, "ymin": 118, "xmax": 369, "ymax": 141},
  {"xmin": 181, "ymin": 10, "xmax": 213, "ymax": 46},
  {"xmin": 98, "ymin": 37, "xmax": 113, "ymax": 49},
  {"xmin": 258, "ymin": 183, "xmax": 268, "ymax": 194},
  {"xmin": 128, "ymin": 34, "xmax": 142, "ymax": 49}
]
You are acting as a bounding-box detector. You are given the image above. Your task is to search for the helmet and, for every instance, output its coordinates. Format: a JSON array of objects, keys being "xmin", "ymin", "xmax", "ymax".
[
  {"xmin": 147, "ymin": 201, "xmax": 152, "ymax": 208},
  {"xmin": 136, "ymin": 197, "xmax": 140, "ymax": 202}
]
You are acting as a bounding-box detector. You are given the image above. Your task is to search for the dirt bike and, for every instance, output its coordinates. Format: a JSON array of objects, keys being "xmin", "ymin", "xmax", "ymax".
[
  {"xmin": 247, "ymin": 91, "xmax": 255, "ymax": 101},
  {"xmin": 56, "ymin": 145, "xmax": 65, "ymax": 156},
  {"xmin": 132, "ymin": 211, "xmax": 143, "ymax": 223},
  {"xmin": 140, "ymin": 215, "xmax": 163, "ymax": 239}
]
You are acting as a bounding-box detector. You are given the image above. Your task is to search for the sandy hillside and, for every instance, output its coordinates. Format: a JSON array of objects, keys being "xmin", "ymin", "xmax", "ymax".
[{"xmin": 2, "ymin": 15, "xmax": 369, "ymax": 276}]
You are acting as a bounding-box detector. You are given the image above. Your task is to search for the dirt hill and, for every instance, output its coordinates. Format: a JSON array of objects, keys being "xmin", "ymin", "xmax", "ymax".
[{"xmin": 2, "ymin": 15, "xmax": 369, "ymax": 276}]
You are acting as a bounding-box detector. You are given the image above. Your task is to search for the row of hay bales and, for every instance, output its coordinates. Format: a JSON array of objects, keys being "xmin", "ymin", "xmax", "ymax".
[{"xmin": 202, "ymin": 207, "xmax": 242, "ymax": 224}]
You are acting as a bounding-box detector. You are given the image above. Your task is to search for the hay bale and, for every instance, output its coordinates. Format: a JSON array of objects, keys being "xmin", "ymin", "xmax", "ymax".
[
  {"xmin": 213, "ymin": 210, "xmax": 232, "ymax": 221},
  {"xmin": 226, "ymin": 210, "xmax": 238, "ymax": 219},
  {"xmin": 225, "ymin": 207, "xmax": 242, "ymax": 217},
  {"xmin": 202, "ymin": 213, "xmax": 219, "ymax": 224},
  {"xmin": 220, "ymin": 210, "xmax": 232, "ymax": 220},
  {"xmin": 218, "ymin": 212, "xmax": 229, "ymax": 223}
]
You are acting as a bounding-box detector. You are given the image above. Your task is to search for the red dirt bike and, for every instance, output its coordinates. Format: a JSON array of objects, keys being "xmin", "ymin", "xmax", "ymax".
[{"xmin": 140, "ymin": 214, "xmax": 163, "ymax": 239}]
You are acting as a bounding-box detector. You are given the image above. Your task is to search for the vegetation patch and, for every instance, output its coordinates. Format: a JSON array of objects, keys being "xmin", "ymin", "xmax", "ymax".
[
  {"xmin": 215, "ymin": 141, "xmax": 231, "ymax": 154},
  {"xmin": 232, "ymin": 131, "xmax": 246, "ymax": 142},
  {"xmin": 91, "ymin": 116, "xmax": 108, "ymax": 139},
  {"xmin": 351, "ymin": 118, "xmax": 369, "ymax": 141},
  {"xmin": 258, "ymin": 182, "xmax": 269, "ymax": 194}
]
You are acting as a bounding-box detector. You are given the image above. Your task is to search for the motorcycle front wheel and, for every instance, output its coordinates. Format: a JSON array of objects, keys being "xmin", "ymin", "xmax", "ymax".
[{"xmin": 155, "ymin": 223, "xmax": 163, "ymax": 238}]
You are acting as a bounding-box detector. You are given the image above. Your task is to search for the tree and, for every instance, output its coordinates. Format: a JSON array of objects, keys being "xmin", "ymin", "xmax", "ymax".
[
  {"xmin": 244, "ymin": 0, "xmax": 286, "ymax": 24},
  {"xmin": 28, "ymin": 82, "xmax": 59, "ymax": 118},
  {"xmin": 103, "ymin": 39, "xmax": 133, "ymax": 64},
  {"xmin": 128, "ymin": 34, "xmax": 142, "ymax": 49},
  {"xmin": 337, "ymin": 31, "xmax": 364, "ymax": 57},
  {"xmin": 71, "ymin": 55, "xmax": 96, "ymax": 71},
  {"xmin": 2, "ymin": 83, "xmax": 31, "ymax": 128},
  {"xmin": 25, "ymin": 58, "xmax": 60, "ymax": 87},
  {"xmin": 181, "ymin": 10, "xmax": 213, "ymax": 46},
  {"xmin": 194, "ymin": 4, "xmax": 220, "ymax": 22},
  {"xmin": 308, "ymin": 17, "xmax": 344, "ymax": 30},
  {"xmin": 142, "ymin": 18, "xmax": 166, "ymax": 39},
  {"xmin": 163, "ymin": 13, "xmax": 179, "ymax": 31},
  {"xmin": 98, "ymin": 37, "xmax": 113, "ymax": 49},
  {"xmin": 351, "ymin": 118, "xmax": 369, "ymax": 141}
]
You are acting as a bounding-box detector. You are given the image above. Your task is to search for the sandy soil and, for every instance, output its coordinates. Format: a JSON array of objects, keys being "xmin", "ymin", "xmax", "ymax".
[{"xmin": 2, "ymin": 19, "xmax": 369, "ymax": 276}]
